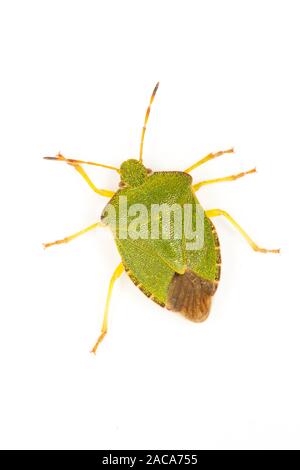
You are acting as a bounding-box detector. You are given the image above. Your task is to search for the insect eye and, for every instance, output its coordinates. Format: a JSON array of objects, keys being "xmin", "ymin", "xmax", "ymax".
[
  {"xmin": 146, "ymin": 168, "xmax": 153, "ymax": 175},
  {"xmin": 119, "ymin": 181, "xmax": 127, "ymax": 188}
]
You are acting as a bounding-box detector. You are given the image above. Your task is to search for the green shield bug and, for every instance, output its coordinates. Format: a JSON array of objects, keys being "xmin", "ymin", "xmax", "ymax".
[{"xmin": 44, "ymin": 82, "xmax": 279, "ymax": 354}]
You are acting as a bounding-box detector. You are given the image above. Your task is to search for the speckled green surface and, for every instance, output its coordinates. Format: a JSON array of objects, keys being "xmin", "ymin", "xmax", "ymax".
[{"xmin": 102, "ymin": 170, "xmax": 218, "ymax": 304}]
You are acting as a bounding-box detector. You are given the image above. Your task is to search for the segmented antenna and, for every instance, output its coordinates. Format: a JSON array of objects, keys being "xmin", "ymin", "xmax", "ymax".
[{"xmin": 139, "ymin": 82, "xmax": 160, "ymax": 163}]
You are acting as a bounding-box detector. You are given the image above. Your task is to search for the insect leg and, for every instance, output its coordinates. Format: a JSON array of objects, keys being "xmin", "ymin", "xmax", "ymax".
[
  {"xmin": 193, "ymin": 168, "xmax": 256, "ymax": 191},
  {"xmin": 139, "ymin": 82, "xmax": 160, "ymax": 164},
  {"xmin": 184, "ymin": 148, "xmax": 234, "ymax": 173},
  {"xmin": 72, "ymin": 164, "xmax": 115, "ymax": 197},
  {"xmin": 44, "ymin": 154, "xmax": 115, "ymax": 197},
  {"xmin": 91, "ymin": 262, "xmax": 124, "ymax": 354},
  {"xmin": 43, "ymin": 222, "xmax": 104, "ymax": 248},
  {"xmin": 205, "ymin": 209, "xmax": 280, "ymax": 253}
]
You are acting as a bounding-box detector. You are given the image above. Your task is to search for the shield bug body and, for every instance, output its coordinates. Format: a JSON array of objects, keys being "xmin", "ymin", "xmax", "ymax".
[{"xmin": 44, "ymin": 83, "xmax": 279, "ymax": 353}]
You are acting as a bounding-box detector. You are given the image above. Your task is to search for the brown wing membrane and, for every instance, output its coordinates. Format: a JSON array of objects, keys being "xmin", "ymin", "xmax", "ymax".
[{"xmin": 166, "ymin": 270, "xmax": 217, "ymax": 322}]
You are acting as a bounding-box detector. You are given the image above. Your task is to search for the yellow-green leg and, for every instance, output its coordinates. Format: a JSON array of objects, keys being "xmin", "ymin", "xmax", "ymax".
[
  {"xmin": 193, "ymin": 168, "xmax": 256, "ymax": 191},
  {"xmin": 43, "ymin": 222, "xmax": 103, "ymax": 248},
  {"xmin": 45, "ymin": 154, "xmax": 115, "ymax": 197},
  {"xmin": 91, "ymin": 262, "xmax": 125, "ymax": 354},
  {"xmin": 184, "ymin": 148, "xmax": 234, "ymax": 173},
  {"xmin": 205, "ymin": 209, "xmax": 280, "ymax": 254}
]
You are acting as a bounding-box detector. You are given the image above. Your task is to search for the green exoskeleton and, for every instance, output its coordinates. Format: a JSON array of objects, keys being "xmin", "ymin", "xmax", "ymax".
[{"xmin": 44, "ymin": 83, "xmax": 279, "ymax": 353}]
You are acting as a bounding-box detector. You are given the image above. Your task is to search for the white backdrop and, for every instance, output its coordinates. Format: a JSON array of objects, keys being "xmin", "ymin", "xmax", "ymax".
[{"xmin": 0, "ymin": 0, "xmax": 299, "ymax": 450}]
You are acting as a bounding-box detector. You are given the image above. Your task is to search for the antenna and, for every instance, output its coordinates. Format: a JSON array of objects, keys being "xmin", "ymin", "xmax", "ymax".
[
  {"xmin": 44, "ymin": 154, "xmax": 120, "ymax": 173},
  {"xmin": 139, "ymin": 82, "xmax": 160, "ymax": 163}
]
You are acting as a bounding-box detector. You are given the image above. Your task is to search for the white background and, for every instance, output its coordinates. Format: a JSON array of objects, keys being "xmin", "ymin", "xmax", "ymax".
[{"xmin": 0, "ymin": 0, "xmax": 299, "ymax": 450}]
